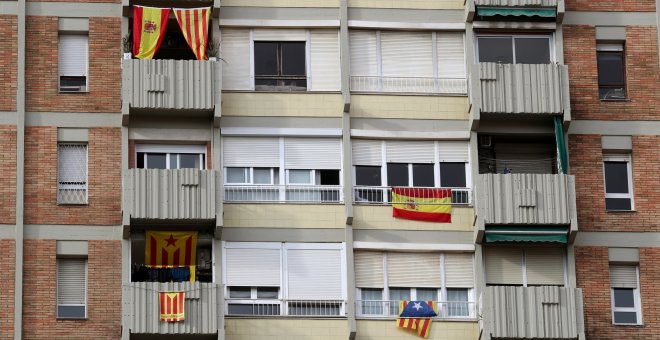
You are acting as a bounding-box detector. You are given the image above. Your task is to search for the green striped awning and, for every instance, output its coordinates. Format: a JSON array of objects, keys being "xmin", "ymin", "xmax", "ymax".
[
  {"xmin": 476, "ymin": 7, "xmax": 557, "ymax": 18},
  {"xmin": 485, "ymin": 226, "xmax": 568, "ymax": 243}
]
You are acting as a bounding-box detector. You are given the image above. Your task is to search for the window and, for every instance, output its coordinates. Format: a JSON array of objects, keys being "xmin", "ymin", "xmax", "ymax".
[
  {"xmin": 57, "ymin": 143, "xmax": 88, "ymax": 205},
  {"xmin": 58, "ymin": 34, "xmax": 88, "ymax": 92},
  {"xmin": 610, "ymin": 264, "xmax": 642, "ymax": 325},
  {"xmin": 477, "ymin": 36, "xmax": 551, "ymax": 64},
  {"xmin": 484, "ymin": 247, "xmax": 565, "ymax": 286},
  {"xmin": 603, "ymin": 155, "xmax": 634, "ymax": 211},
  {"xmin": 254, "ymin": 41, "xmax": 306, "ymax": 91},
  {"xmin": 597, "ymin": 43, "xmax": 626, "ymax": 100},
  {"xmin": 387, "ymin": 163, "xmax": 435, "ymax": 187},
  {"xmin": 57, "ymin": 258, "xmax": 87, "ymax": 319},
  {"xmin": 226, "ymin": 167, "xmax": 279, "ymax": 185},
  {"xmin": 227, "ymin": 287, "xmax": 281, "ymax": 315},
  {"xmin": 135, "ymin": 144, "xmax": 206, "ymax": 170}
]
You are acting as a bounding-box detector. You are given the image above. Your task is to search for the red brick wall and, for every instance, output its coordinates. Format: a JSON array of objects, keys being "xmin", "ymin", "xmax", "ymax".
[
  {"xmin": 0, "ymin": 126, "xmax": 16, "ymax": 225},
  {"xmin": 0, "ymin": 15, "xmax": 17, "ymax": 111},
  {"xmin": 566, "ymin": 0, "xmax": 656, "ymax": 11},
  {"xmin": 564, "ymin": 25, "xmax": 660, "ymax": 121},
  {"xmin": 569, "ymin": 135, "xmax": 660, "ymax": 232},
  {"xmin": 24, "ymin": 126, "xmax": 121, "ymax": 225},
  {"xmin": 576, "ymin": 246, "xmax": 660, "ymax": 339},
  {"xmin": 22, "ymin": 239, "xmax": 121, "ymax": 339},
  {"xmin": 25, "ymin": 16, "xmax": 120, "ymax": 113},
  {"xmin": 0, "ymin": 239, "xmax": 15, "ymax": 340}
]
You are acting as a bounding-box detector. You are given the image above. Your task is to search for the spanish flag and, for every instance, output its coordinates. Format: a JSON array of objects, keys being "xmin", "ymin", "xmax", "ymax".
[
  {"xmin": 160, "ymin": 291, "xmax": 185, "ymax": 322},
  {"xmin": 145, "ymin": 231, "xmax": 198, "ymax": 281},
  {"xmin": 392, "ymin": 187, "xmax": 452, "ymax": 223},
  {"xmin": 173, "ymin": 7, "xmax": 211, "ymax": 60},
  {"xmin": 133, "ymin": 5, "xmax": 170, "ymax": 59},
  {"xmin": 397, "ymin": 300, "xmax": 437, "ymax": 338}
]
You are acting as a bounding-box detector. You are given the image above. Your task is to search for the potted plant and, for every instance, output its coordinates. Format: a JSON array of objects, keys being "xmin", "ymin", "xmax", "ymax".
[
  {"xmin": 206, "ymin": 38, "xmax": 219, "ymax": 61},
  {"xmin": 122, "ymin": 33, "xmax": 132, "ymax": 59}
]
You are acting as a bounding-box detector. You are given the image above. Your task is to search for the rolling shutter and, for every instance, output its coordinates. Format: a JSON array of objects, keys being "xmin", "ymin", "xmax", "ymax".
[
  {"xmin": 59, "ymin": 35, "xmax": 88, "ymax": 77},
  {"xmin": 387, "ymin": 252, "xmax": 441, "ymax": 288},
  {"xmin": 57, "ymin": 258, "xmax": 86, "ymax": 306},
  {"xmin": 610, "ymin": 265, "xmax": 638, "ymax": 288},
  {"xmin": 349, "ymin": 31, "xmax": 378, "ymax": 76},
  {"xmin": 445, "ymin": 253, "xmax": 474, "ymax": 288},
  {"xmin": 58, "ymin": 144, "xmax": 88, "ymax": 184},
  {"xmin": 287, "ymin": 248, "xmax": 343, "ymax": 299},
  {"xmin": 221, "ymin": 29, "xmax": 251, "ymax": 90},
  {"xmin": 284, "ymin": 138, "xmax": 341, "ymax": 169},
  {"xmin": 352, "ymin": 139, "xmax": 382, "ymax": 166},
  {"xmin": 438, "ymin": 141, "xmax": 469, "ymax": 162},
  {"xmin": 225, "ymin": 247, "xmax": 281, "ymax": 287},
  {"xmin": 223, "ymin": 137, "xmax": 280, "ymax": 167},
  {"xmin": 354, "ymin": 251, "xmax": 384, "ymax": 288},
  {"xmin": 253, "ymin": 28, "xmax": 306, "ymax": 41},
  {"xmin": 310, "ymin": 30, "xmax": 340, "ymax": 91},
  {"xmin": 386, "ymin": 141, "xmax": 435, "ymax": 163},
  {"xmin": 494, "ymin": 143, "xmax": 554, "ymax": 174},
  {"xmin": 436, "ymin": 32, "xmax": 465, "ymax": 80},
  {"xmin": 525, "ymin": 248, "xmax": 565, "ymax": 285},
  {"xmin": 485, "ymin": 247, "xmax": 523, "ymax": 285},
  {"xmin": 381, "ymin": 31, "xmax": 433, "ymax": 78}
]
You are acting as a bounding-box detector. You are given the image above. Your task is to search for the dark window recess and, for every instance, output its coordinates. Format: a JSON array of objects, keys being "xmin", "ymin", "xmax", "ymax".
[
  {"xmin": 604, "ymin": 162, "xmax": 629, "ymax": 194},
  {"xmin": 57, "ymin": 306, "xmax": 86, "ymax": 319},
  {"xmin": 514, "ymin": 38, "xmax": 551, "ymax": 64},
  {"xmin": 478, "ymin": 37, "xmax": 514, "ymax": 64},
  {"xmin": 254, "ymin": 41, "xmax": 306, "ymax": 91},
  {"xmin": 355, "ymin": 166, "xmax": 383, "ymax": 203},
  {"xmin": 598, "ymin": 50, "xmax": 627, "ymax": 100},
  {"xmin": 318, "ymin": 169, "xmax": 340, "ymax": 201},
  {"xmin": 59, "ymin": 76, "xmax": 86, "ymax": 92},
  {"xmin": 387, "ymin": 163, "xmax": 409, "ymax": 187},
  {"xmin": 228, "ymin": 304, "xmax": 281, "ymax": 316},
  {"xmin": 144, "ymin": 153, "xmax": 167, "ymax": 169},
  {"xmin": 612, "ymin": 288, "xmax": 638, "ymax": 324},
  {"xmin": 412, "ymin": 164, "xmax": 434, "ymax": 187},
  {"xmin": 478, "ymin": 36, "xmax": 550, "ymax": 64},
  {"xmin": 440, "ymin": 163, "xmax": 467, "ymax": 187}
]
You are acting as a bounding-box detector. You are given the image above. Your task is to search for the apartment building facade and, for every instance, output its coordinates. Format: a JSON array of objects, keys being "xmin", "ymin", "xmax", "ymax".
[{"xmin": 0, "ymin": 0, "xmax": 658, "ymax": 339}]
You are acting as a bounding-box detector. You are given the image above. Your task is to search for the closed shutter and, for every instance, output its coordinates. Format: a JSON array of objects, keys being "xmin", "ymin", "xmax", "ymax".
[
  {"xmin": 388, "ymin": 252, "xmax": 441, "ymax": 288},
  {"xmin": 223, "ymin": 137, "xmax": 280, "ymax": 167},
  {"xmin": 57, "ymin": 258, "xmax": 86, "ymax": 305},
  {"xmin": 525, "ymin": 248, "xmax": 565, "ymax": 285},
  {"xmin": 221, "ymin": 29, "xmax": 251, "ymax": 90},
  {"xmin": 381, "ymin": 31, "xmax": 433, "ymax": 78},
  {"xmin": 485, "ymin": 247, "xmax": 523, "ymax": 285},
  {"xmin": 349, "ymin": 31, "xmax": 378, "ymax": 76},
  {"xmin": 225, "ymin": 248, "xmax": 281, "ymax": 287},
  {"xmin": 610, "ymin": 265, "xmax": 638, "ymax": 288},
  {"xmin": 386, "ymin": 141, "xmax": 435, "ymax": 163},
  {"xmin": 253, "ymin": 28, "xmax": 306, "ymax": 41},
  {"xmin": 445, "ymin": 253, "xmax": 474, "ymax": 288},
  {"xmin": 59, "ymin": 35, "xmax": 88, "ymax": 77},
  {"xmin": 494, "ymin": 143, "xmax": 554, "ymax": 174},
  {"xmin": 58, "ymin": 144, "xmax": 88, "ymax": 184},
  {"xmin": 438, "ymin": 141, "xmax": 469, "ymax": 162},
  {"xmin": 310, "ymin": 30, "xmax": 340, "ymax": 91},
  {"xmin": 352, "ymin": 139, "xmax": 382, "ymax": 166},
  {"xmin": 355, "ymin": 251, "xmax": 384, "ymax": 288},
  {"xmin": 287, "ymin": 249, "xmax": 343, "ymax": 299},
  {"xmin": 436, "ymin": 32, "xmax": 465, "ymax": 79},
  {"xmin": 284, "ymin": 138, "xmax": 341, "ymax": 169}
]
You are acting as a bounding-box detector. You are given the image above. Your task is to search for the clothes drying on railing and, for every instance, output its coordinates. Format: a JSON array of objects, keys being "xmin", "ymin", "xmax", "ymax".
[{"xmin": 132, "ymin": 264, "xmax": 191, "ymax": 283}]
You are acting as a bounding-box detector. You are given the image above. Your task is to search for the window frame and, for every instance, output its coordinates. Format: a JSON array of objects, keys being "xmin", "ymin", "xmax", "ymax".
[
  {"xmin": 56, "ymin": 258, "xmax": 88, "ymax": 319},
  {"xmin": 253, "ymin": 40, "xmax": 308, "ymax": 91},
  {"xmin": 484, "ymin": 247, "xmax": 568, "ymax": 287},
  {"xmin": 597, "ymin": 43, "xmax": 627, "ymax": 101},
  {"xmin": 603, "ymin": 154, "xmax": 634, "ymax": 211},
  {"xmin": 135, "ymin": 144, "xmax": 207, "ymax": 170},
  {"xmin": 475, "ymin": 34, "xmax": 555, "ymax": 64},
  {"xmin": 225, "ymin": 167, "xmax": 278, "ymax": 185},
  {"xmin": 58, "ymin": 34, "xmax": 89, "ymax": 93},
  {"xmin": 57, "ymin": 143, "xmax": 89, "ymax": 205},
  {"xmin": 610, "ymin": 266, "xmax": 642, "ymax": 326}
]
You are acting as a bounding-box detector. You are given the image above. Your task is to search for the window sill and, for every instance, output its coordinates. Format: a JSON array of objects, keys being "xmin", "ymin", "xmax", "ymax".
[
  {"xmin": 600, "ymin": 98, "xmax": 630, "ymax": 103},
  {"xmin": 56, "ymin": 317, "xmax": 88, "ymax": 320},
  {"xmin": 356, "ymin": 316, "xmax": 477, "ymax": 322},
  {"xmin": 612, "ymin": 322, "xmax": 643, "ymax": 327},
  {"xmin": 224, "ymin": 90, "xmax": 341, "ymax": 94},
  {"xmin": 606, "ymin": 209, "xmax": 636, "ymax": 213}
]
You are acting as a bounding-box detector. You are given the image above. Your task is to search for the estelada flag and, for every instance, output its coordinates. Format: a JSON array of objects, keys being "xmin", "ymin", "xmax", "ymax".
[
  {"xmin": 392, "ymin": 187, "xmax": 452, "ymax": 223},
  {"xmin": 133, "ymin": 5, "xmax": 170, "ymax": 59},
  {"xmin": 396, "ymin": 300, "xmax": 437, "ymax": 339},
  {"xmin": 160, "ymin": 291, "xmax": 185, "ymax": 322},
  {"xmin": 173, "ymin": 7, "xmax": 211, "ymax": 60},
  {"xmin": 145, "ymin": 231, "xmax": 198, "ymax": 281}
]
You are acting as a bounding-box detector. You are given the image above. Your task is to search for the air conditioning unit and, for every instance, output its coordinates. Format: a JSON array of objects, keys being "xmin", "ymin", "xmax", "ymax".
[{"xmin": 479, "ymin": 135, "xmax": 492, "ymax": 148}]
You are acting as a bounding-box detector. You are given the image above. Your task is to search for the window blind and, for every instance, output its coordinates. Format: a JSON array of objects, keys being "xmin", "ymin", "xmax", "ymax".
[
  {"xmin": 59, "ymin": 35, "xmax": 88, "ymax": 77},
  {"xmin": 287, "ymin": 249, "xmax": 343, "ymax": 299},
  {"xmin": 387, "ymin": 252, "xmax": 441, "ymax": 288},
  {"xmin": 253, "ymin": 28, "xmax": 306, "ymax": 41},
  {"xmin": 610, "ymin": 265, "xmax": 638, "ymax": 288},
  {"xmin": 354, "ymin": 251, "xmax": 384, "ymax": 288},
  {"xmin": 380, "ymin": 31, "xmax": 433, "ymax": 78},
  {"xmin": 58, "ymin": 144, "xmax": 87, "ymax": 184},
  {"xmin": 57, "ymin": 258, "xmax": 86, "ymax": 306},
  {"xmin": 436, "ymin": 32, "xmax": 465, "ymax": 79},
  {"xmin": 223, "ymin": 137, "xmax": 280, "ymax": 167},
  {"xmin": 349, "ymin": 31, "xmax": 378, "ymax": 76},
  {"xmin": 438, "ymin": 141, "xmax": 469, "ymax": 162},
  {"xmin": 485, "ymin": 247, "xmax": 523, "ymax": 285},
  {"xmin": 352, "ymin": 139, "xmax": 382, "ymax": 166},
  {"xmin": 221, "ymin": 29, "xmax": 251, "ymax": 90},
  {"xmin": 444, "ymin": 253, "xmax": 474, "ymax": 288},
  {"xmin": 284, "ymin": 138, "xmax": 341, "ymax": 169},
  {"xmin": 310, "ymin": 30, "xmax": 340, "ymax": 91},
  {"xmin": 386, "ymin": 140, "xmax": 435, "ymax": 163},
  {"xmin": 225, "ymin": 248, "xmax": 281, "ymax": 287},
  {"xmin": 525, "ymin": 248, "xmax": 565, "ymax": 285}
]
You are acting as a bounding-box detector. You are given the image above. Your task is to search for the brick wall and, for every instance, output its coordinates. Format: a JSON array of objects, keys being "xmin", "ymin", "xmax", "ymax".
[
  {"xmin": 24, "ymin": 126, "xmax": 121, "ymax": 225},
  {"xmin": 0, "ymin": 126, "xmax": 16, "ymax": 225},
  {"xmin": 566, "ymin": 0, "xmax": 655, "ymax": 12},
  {"xmin": 0, "ymin": 15, "xmax": 17, "ymax": 112},
  {"xmin": 22, "ymin": 239, "xmax": 121, "ymax": 339},
  {"xmin": 576, "ymin": 246, "xmax": 660, "ymax": 340},
  {"xmin": 0, "ymin": 239, "xmax": 15, "ymax": 340},
  {"xmin": 564, "ymin": 25, "xmax": 660, "ymax": 121},
  {"xmin": 25, "ymin": 16, "xmax": 120, "ymax": 113}
]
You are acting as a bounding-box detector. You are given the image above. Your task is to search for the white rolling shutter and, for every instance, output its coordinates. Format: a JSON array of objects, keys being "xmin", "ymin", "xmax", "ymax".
[
  {"xmin": 221, "ymin": 29, "xmax": 251, "ymax": 90},
  {"xmin": 485, "ymin": 247, "xmax": 523, "ymax": 285},
  {"xmin": 610, "ymin": 265, "xmax": 638, "ymax": 288},
  {"xmin": 352, "ymin": 139, "xmax": 382, "ymax": 166},
  {"xmin": 387, "ymin": 252, "xmax": 441, "ymax": 288},
  {"xmin": 349, "ymin": 31, "xmax": 378, "ymax": 76},
  {"xmin": 225, "ymin": 248, "xmax": 281, "ymax": 287},
  {"xmin": 253, "ymin": 28, "xmax": 306, "ymax": 41},
  {"xmin": 445, "ymin": 253, "xmax": 474, "ymax": 288},
  {"xmin": 310, "ymin": 30, "xmax": 340, "ymax": 91},
  {"xmin": 59, "ymin": 35, "xmax": 88, "ymax": 77},
  {"xmin": 438, "ymin": 141, "xmax": 469, "ymax": 162},
  {"xmin": 284, "ymin": 138, "xmax": 341, "ymax": 169},
  {"xmin": 57, "ymin": 258, "xmax": 86, "ymax": 305},
  {"xmin": 58, "ymin": 144, "xmax": 88, "ymax": 184},
  {"xmin": 287, "ymin": 249, "xmax": 343, "ymax": 299},
  {"xmin": 525, "ymin": 248, "xmax": 565, "ymax": 286},
  {"xmin": 355, "ymin": 251, "xmax": 384, "ymax": 288},
  {"xmin": 223, "ymin": 137, "xmax": 280, "ymax": 167},
  {"xmin": 436, "ymin": 32, "xmax": 465, "ymax": 80},
  {"xmin": 381, "ymin": 31, "xmax": 433, "ymax": 78},
  {"xmin": 386, "ymin": 141, "xmax": 435, "ymax": 163}
]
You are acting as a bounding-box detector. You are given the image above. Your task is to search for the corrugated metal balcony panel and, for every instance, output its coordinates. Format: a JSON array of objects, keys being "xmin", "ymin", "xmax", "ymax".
[
  {"xmin": 478, "ymin": 63, "xmax": 566, "ymax": 115},
  {"xmin": 474, "ymin": 0, "xmax": 557, "ymax": 6},
  {"xmin": 478, "ymin": 173, "xmax": 574, "ymax": 224},
  {"xmin": 127, "ymin": 169, "xmax": 216, "ymax": 220},
  {"xmin": 485, "ymin": 286, "xmax": 583, "ymax": 339},
  {"xmin": 124, "ymin": 281, "xmax": 220, "ymax": 334}
]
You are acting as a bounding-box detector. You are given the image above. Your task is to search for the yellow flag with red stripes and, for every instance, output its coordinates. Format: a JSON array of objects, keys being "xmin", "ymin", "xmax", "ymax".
[
  {"xmin": 145, "ymin": 231, "xmax": 198, "ymax": 281},
  {"xmin": 173, "ymin": 7, "xmax": 211, "ymax": 60},
  {"xmin": 392, "ymin": 187, "xmax": 452, "ymax": 223},
  {"xmin": 160, "ymin": 291, "xmax": 185, "ymax": 322}
]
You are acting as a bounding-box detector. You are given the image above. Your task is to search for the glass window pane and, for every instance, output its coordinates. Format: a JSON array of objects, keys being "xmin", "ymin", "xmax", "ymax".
[
  {"xmin": 387, "ymin": 163, "xmax": 409, "ymax": 187},
  {"xmin": 227, "ymin": 167, "xmax": 248, "ymax": 184},
  {"xmin": 360, "ymin": 289, "xmax": 384, "ymax": 315},
  {"xmin": 254, "ymin": 42, "xmax": 279, "ymax": 76},
  {"xmin": 256, "ymin": 287, "xmax": 279, "ymax": 299},
  {"xmin": 478, "ymin": 37, "xmax": 513, "ymax": 63},
  {"xmin": 598, "ymin": 52, "xmax": 625, "ymax": 86},
  {"xmin": 179, "ymin": 154, "xmax": 201, "ymax": 169},
  {"xmin": 57, "ymin": 306, "xmax": 86, "ymax": 318},
  {"xmin": 137, "ymin": 152, "xmax": 145, "ymax": 168},
  {"xmin": 614, "ymin": 311, "xmax": 638, "ymax": 324},
  {"xmin": 440, "ymin": 163, "xmax": 467, "ymax": 187},
  {"xmin": 447, "ymin": 288, "xmax": 470, "ymax": 317},
  {"xmin": 169, "ymin": 154, "xmax": 178, "ymax": 169},
  {"xmin": 447, "ymin": 289, "xmax": 469, "ymax": 302},
  {"xmin": 254, "ymin": 168, "xmax": 272, "ymax": 184},
  {"xmin": 146, "ymin": 153, "xmax": 167, "ymax": 169},
  {"xmin": 604, "ymin": 162, "xmax": 629, "ymax": 194},
  {"xmin": 412, "ymin": 164, "xmax": 435, "ymax": 187},
  {"xmin": 361, "ymin": 288, "xmax": 383, "ymax": 300},
  {"xmin": 613, "ymin": 288, "xmax": 635, "ymax": 308},
  {"xmin": 356, "ymin": 166, "xmax": 382, "ymax": 186},
  {"xmin": 605, "ymin": 198, "xmax": 632, "ymax": 211},
  {"xmin": 515, "ymin": 37, "xmax": 551, "ymax": 64},
  {"xmin": 416, "ymin": 288, "xmax": 438, "ymax": 301},
  {"xmin": 229, "ymin": 287, "xmax": 252, "ymax": 299},
  {"xmin": 282, "ymin": 42, "xmax": 306, "ymax": 76},
  {"xmin": 389, "ymin": 288, "xmax": 411, "ymax": 316},
  {"xmin": 289, "ymin": 170, "xmax": 311, "ymax": 184},
  {"xmin": 319, "ymin": 169, "xmax": 340, "ymax": 185}
]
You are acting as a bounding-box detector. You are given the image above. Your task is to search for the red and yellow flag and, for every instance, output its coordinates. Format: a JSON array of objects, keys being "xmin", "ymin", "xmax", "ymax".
[
  {"xmin": 133, "ymin": 5, "xmax": 170, "ymax": 59},
  {"xmin": 396, "ymin": 300, "xmax": 437, "ymax": 339},
  {"xmin": 160, "ymin": 291, "xmax": 185, "ymax": 322},
  {"xmin": 392, "ymin": 187, "xmax": 452, "ymax": 223},
  {"xmin": 173, "ymin": 7, "xmax": 211, "ymax": 60},
  {"xmin": 145, "ymin": 231, "xmax": 198, "ymax": 281}
]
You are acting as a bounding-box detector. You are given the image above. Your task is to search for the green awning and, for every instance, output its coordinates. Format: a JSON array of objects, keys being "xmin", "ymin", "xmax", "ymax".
[
  {"xmin": 485, "ymin": 226, "xmax": 568, "ymax": 244},
  {"xmin": 554, "ymin": 116, "xmax": 569, "ymax": 174},
  {"xmin": 476, "ymin": 7, "xmax": 557, "ymax": 18}
]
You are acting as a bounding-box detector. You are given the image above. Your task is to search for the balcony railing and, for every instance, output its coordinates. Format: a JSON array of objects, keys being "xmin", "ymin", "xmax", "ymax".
[
  {"xmin": 226, "ymin": 299, "xmax": 346, "ymax": 317},
  {"xmin": 223, "ymin": 185, "xmax": 343, "ymax": 203},
  {"xmin": 350, "ymin": 76, "xmax": 467, "ymax": 94},
  {"xmin": 354, "ymin": 186, "xmax": 472, "ymax": 205},
  {"xmin": 355, "ymin": 300, "xmax": 477, "ymax": 319}
]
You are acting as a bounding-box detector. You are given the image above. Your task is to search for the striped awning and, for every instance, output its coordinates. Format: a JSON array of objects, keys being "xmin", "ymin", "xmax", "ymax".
[
  {"xmin": 485, "ymin": 226, "xmax": 568, "ymax": 243},
  {"xmin": 476, "ymin": 7, "xmax": 557, "ymax": 18}
]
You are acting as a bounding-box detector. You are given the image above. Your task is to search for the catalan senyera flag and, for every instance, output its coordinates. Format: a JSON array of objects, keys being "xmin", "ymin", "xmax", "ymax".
[
  {"xmin": 133, "ymin": 5, "xmax": 170, "ymax": 59},
  {"xmin": 396, "ymin": 300, "xmax": 437, "ymax": 339},
  {"xmin": 392, "ymin": 187, "xmax": 452, "ymax": 223},
  {"xmin": 159, "ymin": 291, "xmax": 185, "ymax": 322},
  {"xmin": 145, "ymin": 231, "xmax": 198, "ymax": 281},
  {"xmin": 173, "ymin": 7, "xmax": 211, "ymax": 60}
]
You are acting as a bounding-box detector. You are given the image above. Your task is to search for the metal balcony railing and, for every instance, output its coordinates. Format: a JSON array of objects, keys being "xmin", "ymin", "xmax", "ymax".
[
  {"xmin": 353, "ymin": 186, "xmax": 472, "ymax": 205},
  {"xmin": 223, "ymin": 185, "xmax": 343, "ymax": 203},
  {"xmin": 350, "ymin": 76, "xmax": 467, "ymax": 94},
  {"xmin": 226, "ymin": 299, "xmax": 346, "ymax": 317},
  {"xmin": 355, "ymin": 300, "xmax": 477, "ymax": 319}
]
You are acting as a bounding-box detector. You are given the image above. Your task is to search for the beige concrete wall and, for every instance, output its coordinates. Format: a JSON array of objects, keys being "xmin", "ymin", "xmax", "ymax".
[
  {"xmin": 353, "ymin": 206, "xmax": 474, "ymax": 231},
  {"xmin": 222, "ymin": 93, "xmax": 343, "ymax": 117},
  {"xmin": 356, "ymin": 320, "xmax": 479, "ymax": 340},
  {"xmin": 224, "ymin": 204, "xmax": 346, "ymax": 228},
  {"xmin": 225, "ymin": 318, "xmax": 350, "ymax": 340},
  {"xmin": 222, "ymin": 0, "xmax": 339, "ymax": 7},
  {"xmin": 349, "ymin": 0, "xmax": 463, "ymax": 9},
  {"xmin": 350, "ymin": 95, "xmax": 469, "ymax": 120}
]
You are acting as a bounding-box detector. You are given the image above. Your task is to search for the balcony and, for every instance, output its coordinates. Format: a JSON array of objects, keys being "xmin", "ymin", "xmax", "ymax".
[
  {"xmin": 225, "ymin": 299, "xmax": 346, "ymax": 317},
  {"xmin": 349, "ymin": 76, "xmax": 467, "ymax": 95},
  {"xmin": 355, "ymin": 300, "xmax": 477, "ymax": 320},
  {"xmin": 224, "ymin": 185, "xmax": 343, "ymax": 203},
  {"xmin": 481, "ymin": 286, "xmax": 584, "ymax": 339},
  {"xmin": 354, "ymin": 186, "xmax": 472, "ymax": 206},
  {"xmin": 466, "ymin": 0, "xmax": 564, "ymax": 22},
  {"xmin": 123, "ymin": 281, "xmax": 221, "ymax": 335}
]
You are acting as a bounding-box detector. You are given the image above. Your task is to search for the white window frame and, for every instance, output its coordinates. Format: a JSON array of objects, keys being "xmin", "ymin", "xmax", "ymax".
[
  {"xmin": 250, "ymin": 29, "xmax": 310, "ymax": 92},
  {"xmin": 225, "ymin": 167, "xmax": 278, "ymax": 185},
  {"xmin": 603, "ymin": 154, "xmax": 634, "ymax": 211},
  {"xmin": 611, "ymin": 266, "xmax": 642, "ymax": 325},
  {"xmin": 286, "ymin": 169, "xmax": 315, "ymax": 185},
  {"xmin": 475, "ymin": 34, "xmax": 556, "ymax": 64},
  {"xmin": 56, "ymin": 258, "xmax": 88, "ymax": 319},
  {"xmin": 135, "ymin": 144, "xmax": 206, "ymax": 170}
]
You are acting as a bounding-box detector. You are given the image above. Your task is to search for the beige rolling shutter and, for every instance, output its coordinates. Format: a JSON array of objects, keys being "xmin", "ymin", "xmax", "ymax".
[
  {"xmin": 610, "ymin": 265, "xmax": 638, "ymax": 288},
  {"xmin": 252, "ymin": 28, "xmax": 306, "ymax": 41},
  {"xmin": 225, "ymin": 247, "xmax": 281, "ymax": 287},
  {"xmin": 386, "ymin": 141, "xmax": 435, "ymax": 163},
  {"xmin": 436, "ymin": 32, "xmax": 465, "ymax": 80},
  {"xmin": 287, "ymin": 248, "xmax": 343, "ymax": 299},
  {"xmin": 57, "ymin": 258, "xmax": 86, "ymax": 306},
  {"xmin": 310, "ymin": 30, "xmax": 340, "ymax": 91},
  {"xmin": 387, "ymin": 252, "xmax": 441, "ymax": 288},
  {"xmin": 381, "ymin": 31, "xmax": 433, "ymax": 78},
  {"xmin": 355, "ymin": 251, "xmax": 385, "ymax": 288},
  {"xmin": 352, "ymin": 139, "xmax": 382, "ymax": 166},
  {"xmin": 445, "ymin": 253, "xmax": 474, "ymax": 288},
  {"xmin": 284, "ymin": 138, "xmax": 341, "ymax": 169},
  {"xmin": 438, "ymin": 141, "xmax": 469, "ymax": 162},
  {"xmin": 525, "ymin": 248, "xmax": 565, "ymax": 286},
  {"xmin": 221, "ymin": 29, "xmax": 251, "ymax": 90},
  {"xmin": 485, "ymin": 247, "xmax": 523, "ymax": 285},
  {"xmin": 349, "ymin": 30, "xmax": 378, "ymax": 76},
  {"xmin": 59, "ymin": 35, "xmax": 88, "ymax": 78},
  {"xmin": 222, "ymin": 137, "xmax": 280, "ymax": 167}
]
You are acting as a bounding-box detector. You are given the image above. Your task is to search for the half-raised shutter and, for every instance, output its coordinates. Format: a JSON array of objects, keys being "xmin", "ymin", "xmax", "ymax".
[
  {"xmin": 386, "ymin": 141, "xmax": 435, "ymax": 163},
  {"xmin": 352, "ymin": 139, "xmax": 382, "ymax": 166},
  {"xmin": 610, "ymin": 265, "xmax": 638, "ymax": 288},
  {"xmin": 438, "ymin": 141, "xmax": 469, "ymax": 162},
  {"xmin": 355, "ymin": 251, "xmax": 384, "ymax": 288},
  {"xmin": 223, "ymin": 137, "xmax": 280, "ymax": 167},
  {"xmin": 525, "ymin": 248, "xmax": 565, "ymax": 285},
  {"xmin": 221, "ymin": 29, "xmax": 251, "ymax": 90},
  {"xmin": 445, "ymin": 253, "xmax": 474, "ymax": 288},
  {"xmin": 349, "ymin": 31, "xmax": 378, "ymax": 76},
  {"xmin": 57, "ymin": 258, "xmax": 86, "ymax": 306},
  {"xmin": 380, "ymin": 31, "xmax": 433, "ymax": 78},
  {"xmin": 310, "ymin": 30, "xmax": 340, "ymax": 91},
  {"xmin": 485, "ymin": 247, "xmax": 523, "ymax": 285},
  {"xmin": 387, "ymin": 252, "xmax": 441, "ymax": 288},
  {"xmin": 287, "ymin": 248, "xmax": 343, "ymax": 299},
  {"xmin": 225, "ymin": 247, "xmax": 281, "ymax": 287},
  {"xmin": 59, "ymin": 35, "xmax": 88, "ymax": 77},
  {"xmin": 284, "ymin": 138, "xmax": 341, "ymax": 169}
]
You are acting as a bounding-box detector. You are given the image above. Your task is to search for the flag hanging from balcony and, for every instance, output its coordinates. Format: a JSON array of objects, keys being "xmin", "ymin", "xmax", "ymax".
[
  {"xmin": 173, "ymin": 7, "xmax": 211, "ymax": 60},
  {"xmin": 145, "ymin": 231, "xmax": 198, "ymax": 281},
  {"xmin": 396, "ymin": 300, "xmax": 437, "ymax": 338},
  {"xmin": 159, "ymin": 291, "xmax": 185, "ymax": 322},
  {"xmin": 391, "ymin": 187, "xmax": 452, "ymax": 223},
  {"xmin": 133, "ymin": 5, "xmax": 170, "ymax": 59}
]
